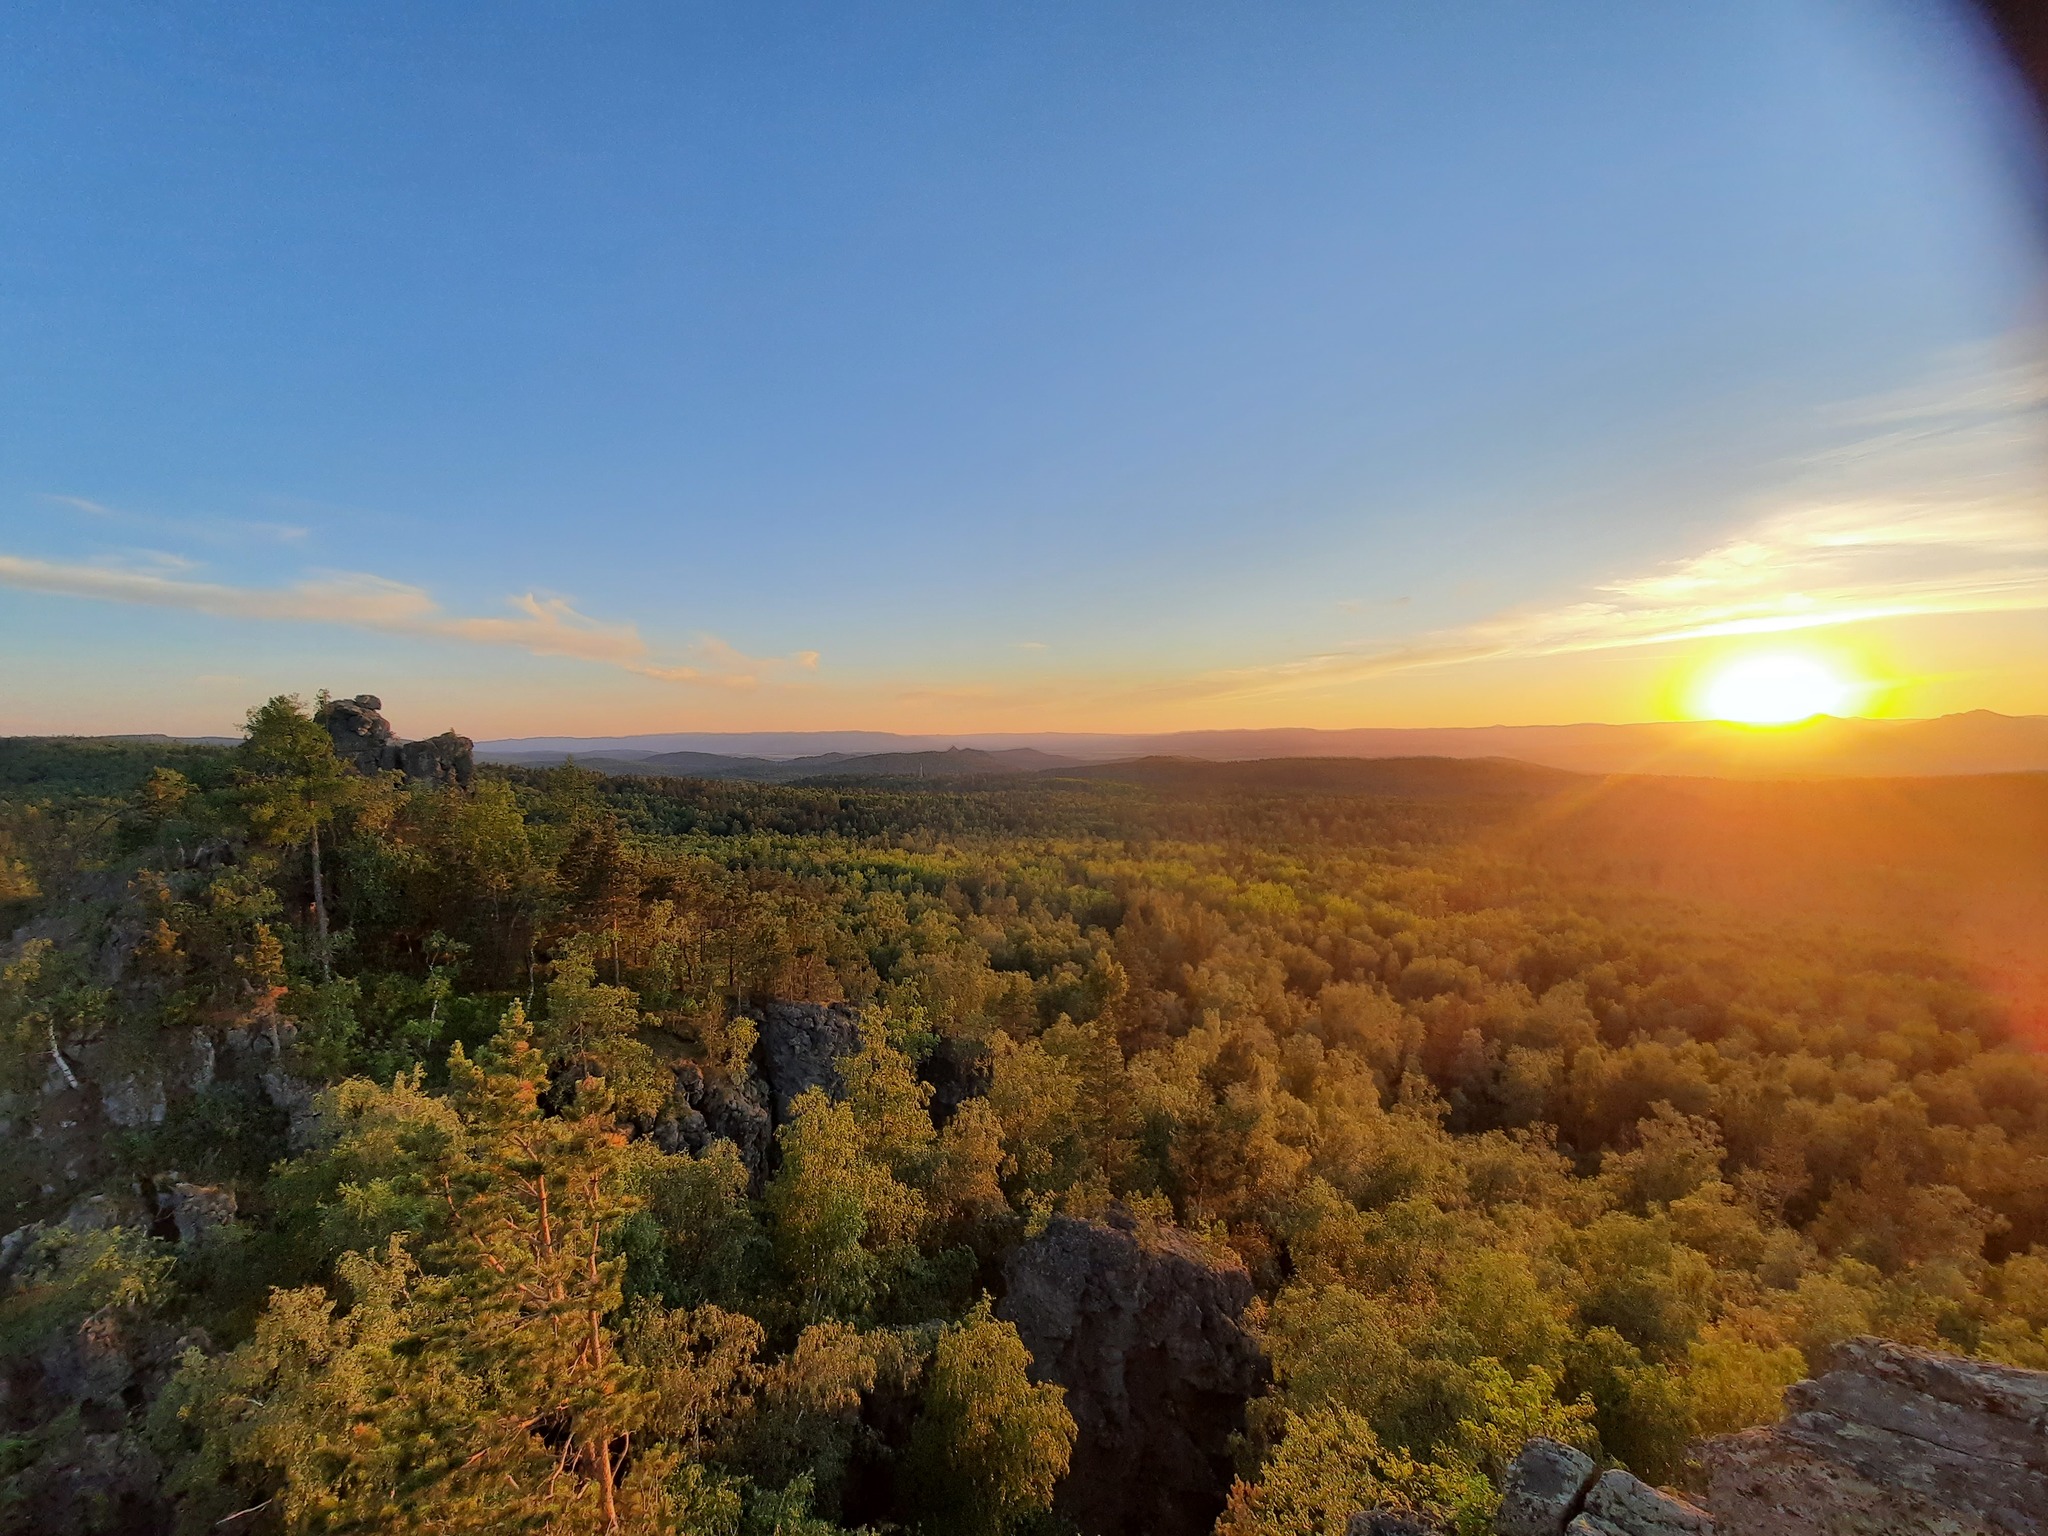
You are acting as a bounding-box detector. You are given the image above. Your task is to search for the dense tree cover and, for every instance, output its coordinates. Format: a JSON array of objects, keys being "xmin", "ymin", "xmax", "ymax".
[{"xmin": 4, "ymin": 706, "xmax": 2048, "ymax": 1534}]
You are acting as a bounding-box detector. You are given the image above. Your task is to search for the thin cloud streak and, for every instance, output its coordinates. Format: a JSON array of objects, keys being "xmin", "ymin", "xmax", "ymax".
[
  {"xmin": 1169, "ymin": 342, "xmax": 2048, "ymax": 706},
  {"xmin": 0, "ymin": 553, "xmax": 809, "ymax": 688},
  {"xmin": 1174, "ymin": 499, "xmax": 2048, "ymax": 705},
  {"xmin": 44, "ymin": 493, "xmax": 310, "ymax": 545}
]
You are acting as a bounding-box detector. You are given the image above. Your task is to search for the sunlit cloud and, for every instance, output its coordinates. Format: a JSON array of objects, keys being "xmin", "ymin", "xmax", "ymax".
[
  {"xmin": 1171, "ymin": 346, "xmax": 2048, "ymax": 705},
  {"xmin": 0, "ymin": 553, "xmax": 811, "ymax": 688}
]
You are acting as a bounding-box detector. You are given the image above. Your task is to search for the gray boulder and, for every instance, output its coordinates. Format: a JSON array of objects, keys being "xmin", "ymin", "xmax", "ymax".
[
  {"xmin": 160, "ymin": 1181, "xmax": 236, "ymax": 1245},
  {"xmin": 319, "ymin": 693, "xmax": 398, "ymax": 774},
  {"xmin": 399, "ymin": 730, "xmax": 476, "ymax": 790},
  {"xmin": 98, "ymin": 1070, "xmax": 166, "ymax": 1129},
  {"xmin": 1350, "ymin": 1514, "xmax": 1442, "ymax": 1536},
  {"xmin": 1496, "ymin": 1438, "xmax": 1600, "ymax": 1536},
  {"xmin": 998, "ymin": 1208, "xmax": 1269, "ymax": 1536},
  {"xmin": 1571, "ymin": 1471, "xmax": 1713, "ymax": 1535}
]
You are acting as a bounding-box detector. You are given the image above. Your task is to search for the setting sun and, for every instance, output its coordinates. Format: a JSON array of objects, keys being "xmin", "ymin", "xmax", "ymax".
[{"xmin": 1697, "ymin": 651, "xmax": 1856, "ymax": 724}]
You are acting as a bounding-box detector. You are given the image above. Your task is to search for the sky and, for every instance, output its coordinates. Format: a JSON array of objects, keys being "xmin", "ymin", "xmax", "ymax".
[{"xmin": 2, "ymin": 1, "xmax": 2047, "ymax": 741}]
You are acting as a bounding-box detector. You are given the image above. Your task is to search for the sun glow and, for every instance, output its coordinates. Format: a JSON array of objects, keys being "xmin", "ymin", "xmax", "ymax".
[{"xmin": 1696, "ymin": 651, "xmax": 1857, "ymax": 725}]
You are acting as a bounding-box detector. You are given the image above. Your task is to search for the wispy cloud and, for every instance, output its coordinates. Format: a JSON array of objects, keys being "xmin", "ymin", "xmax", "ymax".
[
  {"xmin": 0, "ymin": 554, "xmax": 811, "ymax": 688},
  {"xmin": 1173, "ymin": 348, "xmax": 2048, "ymax": 703},
  {"xmin": 44, "ymin": 493, "xmax": 310, "ymax": 545}
]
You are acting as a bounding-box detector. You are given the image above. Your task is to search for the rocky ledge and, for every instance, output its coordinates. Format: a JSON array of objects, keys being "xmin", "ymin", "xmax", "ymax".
[
  {"xmin": 1477, "ymin": 1335, "xmax": 2048, "ymax": 1536},
  {"xmin": 1700, "ymin": 1335, "xmax": 2048, "ymax": 1535}
]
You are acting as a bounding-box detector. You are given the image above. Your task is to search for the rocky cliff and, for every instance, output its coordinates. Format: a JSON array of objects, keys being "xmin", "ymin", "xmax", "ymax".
[
  {"xmin": 747, "ymin": 998, "xmax": 862, "ymax": 1124},
  {"xmin": 999, "ymin": 1207, "xmax": 1270, "ymax": 1536},
  {"xmin": 316, "ymin": 693, "xmax": 474, "ymax": 789}
]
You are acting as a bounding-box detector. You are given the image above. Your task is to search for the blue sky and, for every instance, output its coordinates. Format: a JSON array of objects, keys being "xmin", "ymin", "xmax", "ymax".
[{"xmin": 2, "ymin": 1, "xmax": 2045, "ymax": 737}]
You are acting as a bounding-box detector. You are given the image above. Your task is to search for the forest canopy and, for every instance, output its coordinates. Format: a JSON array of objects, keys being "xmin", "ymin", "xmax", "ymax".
[{"xmin": 3, "ymin": 702, "xmax": 2047, "ymax": 1536}]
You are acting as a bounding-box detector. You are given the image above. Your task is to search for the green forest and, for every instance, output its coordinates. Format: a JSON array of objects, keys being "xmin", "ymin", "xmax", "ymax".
[{"xmin": 5, "ymin": 699, "xmax": 2048, "ymax": 1536}]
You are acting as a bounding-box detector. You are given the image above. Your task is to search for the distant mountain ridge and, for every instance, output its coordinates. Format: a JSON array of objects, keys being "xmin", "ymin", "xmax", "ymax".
[
  {"xmin": 484, "ymin": 744, "xmax": 1076, "ymax": 782},
  {"xmin": 477, "ymin": 711, "xmax": 2048, "ymax": 779}
]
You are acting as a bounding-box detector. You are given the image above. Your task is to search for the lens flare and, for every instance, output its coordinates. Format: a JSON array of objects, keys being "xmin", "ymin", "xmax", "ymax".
[{"xmin": 1698, "ymin": 652, "xmax": 1854, "ymax": 725}]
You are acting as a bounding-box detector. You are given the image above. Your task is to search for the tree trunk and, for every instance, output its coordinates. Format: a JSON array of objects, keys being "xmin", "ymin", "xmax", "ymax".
[{"xmin": 309, "ymin": 820, "xmax": 333, "ymax": 982}]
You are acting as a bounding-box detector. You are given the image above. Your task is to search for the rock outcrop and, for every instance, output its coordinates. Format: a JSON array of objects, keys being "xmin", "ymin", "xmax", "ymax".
[
  {"xmin": 1569, "ymin": 1470, "xmax": 1712, "ymax": 1535},
  {"xmin": 398, "ymin": 730, "xmax": 475, "ymax": 789},
  {"xmin": 319, "ymin": 693, "xmax": 399, "ymax": 775},
  {"xmin": 655, "ymin": 1059, "xmax": 774, "ymax": 1184},
  {"xmin": 749, "ymin": 1000, "xmax": 862, "ymax": 1123},
  {"xmin": 1349, "ymin": 1515, "xmax": 1439, "ymax": 1536},
  {"xmin": 1489, "ymin": 1444, "xmax": 1710, "ymax": 1536},
  {"xmin": 1699, "ymin": 1335, "xmax": 2048, "ymax": 1535},
  {"xmin": 1496, "ymin": 1438, "xmax": 1600, "ymax": 1536},
  {"xmin": 316, "ymin": 693, "xmax": 474, "ymax": 789},
  {"xmin": 998, "ymin": 1207, "xmax": 1269, "ymax": 1536},
  {"xmin": 918, "ymin": 1034, "xmax": 989, "ymax": 1126},
  {"xmin": 158, "ymin": 1181, "xmax": 236, "ymax": 1246}
]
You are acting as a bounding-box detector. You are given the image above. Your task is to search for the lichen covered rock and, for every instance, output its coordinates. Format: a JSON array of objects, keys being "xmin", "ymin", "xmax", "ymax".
[
  {"xmin": 1699, "ymin": 1335, "xmax": 2048, "ymax": 1535},
  {"xmin": 1570, "ymin": 1470, "xmax": 1713, "ymax": 1535},
  {"xmin": 1496, "ymin": 1437, "xmax": 1600, "ymax": 1536}
]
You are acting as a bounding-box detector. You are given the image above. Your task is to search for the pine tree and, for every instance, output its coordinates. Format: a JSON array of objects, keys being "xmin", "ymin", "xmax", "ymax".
[{"xmin": 237, "ymin": 696, "xmax": 362, "ymax": 982}]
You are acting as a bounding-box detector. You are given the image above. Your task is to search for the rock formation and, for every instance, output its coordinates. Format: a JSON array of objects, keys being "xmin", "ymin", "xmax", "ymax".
[
  {"xmin": 1698, "ymin": 1335, "xmax": 2048, "ymax": 1535},
  {"xmin": 998, "ymin": 1207, "xmax": 1269, "ymax": 1536},
  {"xmin": 656, "ymin": 1059, "xmax": 774, "ymax": 1184},
  {"xmin": 917, "ymin": 1034, "xmax": 989, "ymax": 1126},
  {"xmin": 0, "ymin": 1201, "xmax": 202, "ymax": 1536},
  {"xmin": 315, "ymin": 693, "xmax": 474, "ymax": 789},
  {"xmin": 1487, "ymin": 1445, "xmax": 1711, "ymax": 1536},
  {"xmin": 1568, "ymin": 1470, "xmax": 1713, "ymax": 1535},
  {"xmin": 1349, "ymin": 1515, "xmax": 1439, "ymax": 1536},
  {"xmin": 158, "ymin": 1181, "xmax": 236, "ymax": 1246},
  {"xmin": 397, "ymin": 730, "xmax": 475, "ymax": 789},
  {"xmin": 318, "ymin": 693, "xmax": 398, "ymax": 775},
  {"xmin": 749, "ymin": 999, "xmax": 863, "ymax": 1123},
  {"xmin": 1495, "ymin": 1438, "xmax": 1599, "ymax": 1536},
  {"xmin": 1483, "ymin": 1335, "xmax": 2048, "ymax": 1535}
]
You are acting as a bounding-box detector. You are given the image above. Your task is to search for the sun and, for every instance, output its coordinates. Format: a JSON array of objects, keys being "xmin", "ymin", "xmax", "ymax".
[{"xmin": 1696, "ymin": 651, "xmax": 1855, "ymax": 725}]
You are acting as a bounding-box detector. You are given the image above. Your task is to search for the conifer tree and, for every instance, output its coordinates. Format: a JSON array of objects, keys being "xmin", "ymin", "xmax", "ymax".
[
  {"xmin": 237, "ymin": 696, "xmax": 361, "ymax": 982},
  {"xmin": 165, "ymin": 1007, "xmax": 672, "ymax": 1533}
]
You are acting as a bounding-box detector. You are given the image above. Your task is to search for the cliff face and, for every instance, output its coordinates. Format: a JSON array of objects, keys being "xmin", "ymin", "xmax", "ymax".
[
  {"xmin": 748, "ymin": 999, "xmax": 862, "ymax": 1124},
  {"xmin": 1698, "ymin": 1336, "xmax": 2048, "ymax": 1535},
  {"xmin": 999, "ymin": 1209, "xmax": 1270, "ymax": 1536},
  {"xmin": 316, "ymin": 694, "xmax": 474, "ymax": 789}
]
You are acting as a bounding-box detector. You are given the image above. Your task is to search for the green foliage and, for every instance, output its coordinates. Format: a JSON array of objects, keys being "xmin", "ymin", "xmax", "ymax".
[
  {"xmin": 1219, "ymin": 1404, "xmax": 1497, "ymax": 1536},
  {"xmin": 162, "ymin": 1008, "xmax": 672, "ymax": 1533},
  {"xmin": 539, "ymin": 938, "xmax": 669, "ymax": 1119},
  {"xmin": 766, "ymin": 1087, "xmax": 926, "ymax": 1324},
  {"xmin": 9, "ymin": 714, "xmax": 2048, "ymax": 1528},
  {"xmin": 903, "ymin": 1299, "xmax": 1075, "ymax": 1536},
  {"xmin": 620, "ymin": 1139, "xmax": 767, "ymax": 1309},
  {"xmin": 0, "ymin": 937, "xmax": 107, "ymax": 1094},
  {"xmin": 0, "ymin": 1224, "xmax": 172, "ymax": 1359}
]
